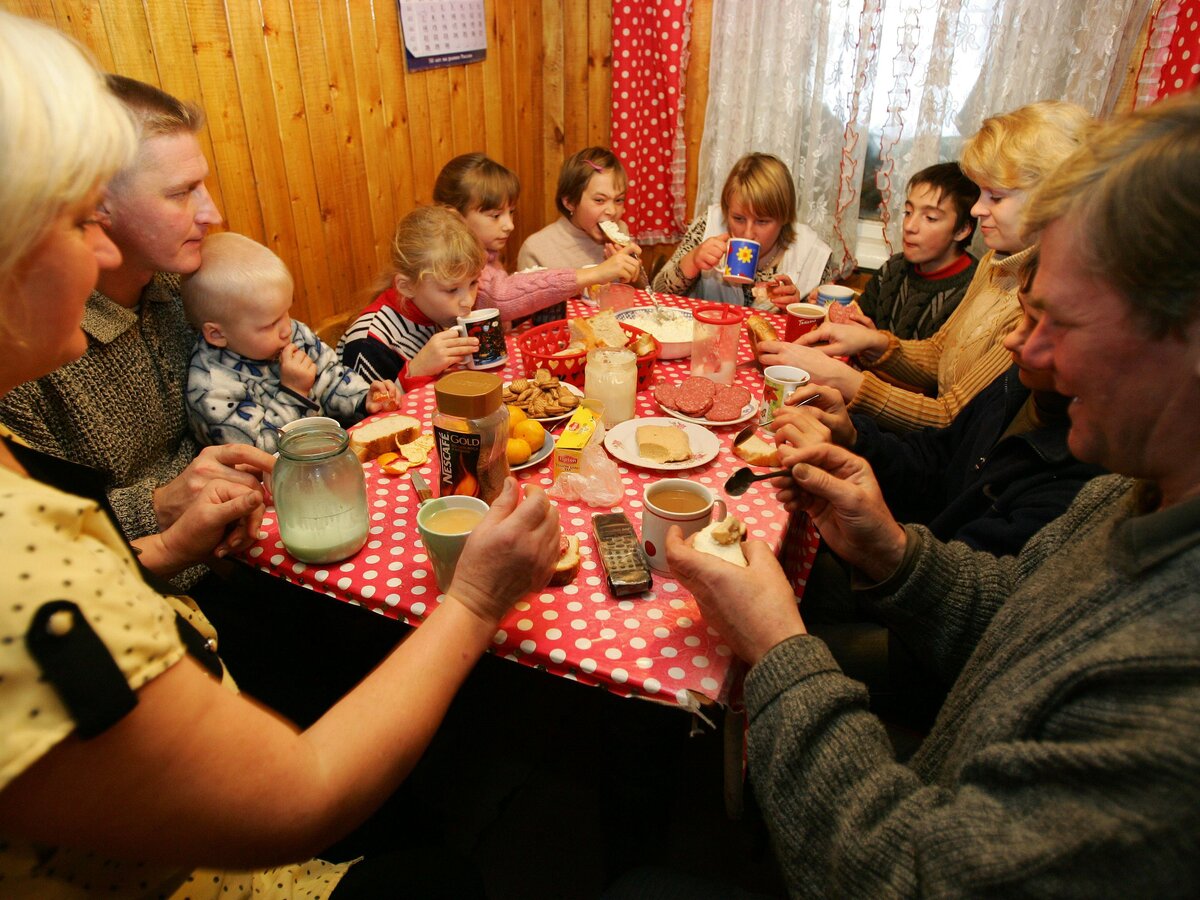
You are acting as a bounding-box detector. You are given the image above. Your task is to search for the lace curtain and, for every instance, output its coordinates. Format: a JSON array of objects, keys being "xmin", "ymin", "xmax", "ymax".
[{"xmin": 697, "ymin": 0, "xmax": 1152, "ymax": 273}]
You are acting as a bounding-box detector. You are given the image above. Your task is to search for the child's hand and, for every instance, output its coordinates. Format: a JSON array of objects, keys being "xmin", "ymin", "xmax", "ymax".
[
  {"xmin": 409, "ymin": 328, "xmax": 477, "ymax": 378},
  {"xmin": 279, "ymin": 343, "xmax": 317, "ymax": 395},
  {"xmin": 683, "ymin": 233, "xmax": 729, "ymax": 279},
  {"xmin": 366, "ymin": 379, "xmax": 403, "ymax": 413},
  {"xmin": 594, "ymin": 244, "xmax": 641, "ymax": 284},
  {"xmin": 762, "ymin": 274, "xmax": 799, "ymax": 309}
]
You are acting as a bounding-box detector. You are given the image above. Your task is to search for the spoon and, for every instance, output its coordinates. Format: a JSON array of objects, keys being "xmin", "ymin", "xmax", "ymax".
[{"xmin": 724, "ymin": 465, "xmax": 792, "ymax": 497}]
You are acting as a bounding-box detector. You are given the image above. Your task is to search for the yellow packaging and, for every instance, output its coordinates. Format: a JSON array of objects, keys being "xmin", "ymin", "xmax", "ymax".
[{"xmin": 552, "ymin": 400, "xmax": 605, "ymax": 478}]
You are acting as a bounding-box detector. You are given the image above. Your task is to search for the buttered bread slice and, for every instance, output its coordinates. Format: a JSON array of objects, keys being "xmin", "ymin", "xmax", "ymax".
[{"xmin": 636, "ymin": 424, "xmax": 691, "ymax": 463}]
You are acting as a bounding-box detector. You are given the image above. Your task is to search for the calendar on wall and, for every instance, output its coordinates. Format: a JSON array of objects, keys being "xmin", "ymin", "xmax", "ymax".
[{"xmin": 398, "ymin": 0, "xmax": 487, "ymax": 72}]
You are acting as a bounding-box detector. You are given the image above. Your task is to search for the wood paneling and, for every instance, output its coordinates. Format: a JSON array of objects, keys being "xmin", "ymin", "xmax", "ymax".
[{"xmin": 5, "ymin": 0, "xmax": 712, "ymax": 324}]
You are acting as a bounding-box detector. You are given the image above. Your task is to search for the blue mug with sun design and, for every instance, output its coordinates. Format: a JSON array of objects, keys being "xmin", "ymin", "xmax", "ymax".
[{"xmin": 723, "ymin": 238, "xmax": 760, "ymax": 284}]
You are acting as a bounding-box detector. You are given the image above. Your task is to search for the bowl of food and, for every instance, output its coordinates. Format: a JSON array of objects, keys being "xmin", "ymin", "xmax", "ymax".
[{"xmin": 615, "ymin": 306, "xmax": 693, "ymax": 359}]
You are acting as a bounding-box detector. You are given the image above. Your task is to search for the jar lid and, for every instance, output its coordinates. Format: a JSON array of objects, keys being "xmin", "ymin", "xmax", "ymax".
[
  {"xmin": 435, "ymin": 370, "xmax": 503, "ymax": 418},
  {"xmin": 693, "ymin": 304, "xmax": 744, "ymax": 326}
]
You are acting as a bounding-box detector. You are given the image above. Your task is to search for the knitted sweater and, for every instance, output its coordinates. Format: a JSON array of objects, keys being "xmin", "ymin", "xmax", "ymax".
[
  {"xmin": 0, "ymin": 275, "xmax": 196, "ymax": 543},
  {"xmin": 747, "ymin": 475, "xmax": 1200, "ymax": 897},
  {"xmin": 858, "ymin": 251, "xmax": 978, "ymax": 340},
  {"xmin": 187, "ymin": 320, "xmax": 370, "ymax": 453},
  {"xmin": 849, "ymin": 246, "xmax": 1028, "ymax": 433}
]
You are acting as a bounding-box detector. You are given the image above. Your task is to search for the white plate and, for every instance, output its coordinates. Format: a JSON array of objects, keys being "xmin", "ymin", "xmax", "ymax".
[
  {"xmin": 510, "ymin": 432, "xmax": 555, "ymax": 471},
  {"xmin": 503, "ymin": 380, "xmax": 585, "ymax": 424},
  {"xmin": 654, "ymin": 393, "xmax": 759, "ymax": 427},
  {"xmin": 603, "ymin": 417, "xmax": 721, "ymax": 471}
]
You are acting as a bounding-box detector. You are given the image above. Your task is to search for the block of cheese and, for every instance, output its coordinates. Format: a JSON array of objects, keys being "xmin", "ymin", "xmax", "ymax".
[{"xmin": 636, "ymin": 425, "xmax": 692, "ymax": 463}]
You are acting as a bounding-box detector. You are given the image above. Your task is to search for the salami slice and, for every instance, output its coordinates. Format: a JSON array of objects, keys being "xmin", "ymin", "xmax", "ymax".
[
  {"xmin": 673, "ymin": 375, "xmax": 716, "ymax": 416},
  {"xmin": 653, "ymin": 382, "xmax": 680, "ymax": 410},
  {"xmin": 706, "ymin": 384, "xmax": 752, "ymax": 422}
]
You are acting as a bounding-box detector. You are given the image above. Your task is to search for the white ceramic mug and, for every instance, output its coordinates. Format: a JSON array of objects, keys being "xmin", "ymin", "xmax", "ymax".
[
  {"xmin": 760, "ymin": 365, "xmax": 810, "ymax": 425},
  {"xmin": 454, "ymin": 307, "xmax": 507, "ymax": 369},
  {"xmin": 416, "ymin": 495, "xmax": 489, "ymax": 592},
  {"xmin": 640, "ymin": 479, "xmax": 726, "ymax": 572}
]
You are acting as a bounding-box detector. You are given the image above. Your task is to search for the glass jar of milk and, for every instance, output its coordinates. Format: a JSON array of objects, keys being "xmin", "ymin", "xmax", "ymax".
[
  {"xmin": 585, "ymin": 347, "xmax": 637, "ymax": 427},
  {"xmin": 273, "ymin": 418, "xmax": 369, "ymax": 563}
]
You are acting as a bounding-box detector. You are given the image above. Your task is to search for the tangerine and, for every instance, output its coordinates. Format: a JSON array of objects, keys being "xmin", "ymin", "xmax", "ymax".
[
  {"xmin": 512, "ymin": 418, "xmax": 546, "ymax": 449},
  {"xmin": 506, "ymin": 437, "xmax": 532, "ymax": 466},
  {"xmin": 507, "ymin": 405, "xmax": 528, "ymax": 434}
]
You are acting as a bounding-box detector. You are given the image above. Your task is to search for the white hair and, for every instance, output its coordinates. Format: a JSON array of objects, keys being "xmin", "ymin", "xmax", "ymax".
[{"xmin": 0, "ymin": 11, "xmax": 136, "ymax": 289}]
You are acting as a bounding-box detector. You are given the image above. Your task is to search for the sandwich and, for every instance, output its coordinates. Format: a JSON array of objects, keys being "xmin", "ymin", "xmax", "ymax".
[
  {"xmin": 693, "ymin": 516, "xmax": 748, "ymax": 566},
  {"xmin": 550, "ymin": 533, "xmax": 581, "ymax": 586},
  {"xmin": 349, "ymin": 414, "xmax": 422, "ymax": 462},
  {"xmin": 600, "ymin": 220, "xmax": 631, "ymax": 245}
]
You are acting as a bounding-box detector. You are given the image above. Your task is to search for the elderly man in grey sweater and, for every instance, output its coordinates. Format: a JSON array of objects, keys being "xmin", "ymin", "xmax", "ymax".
[{"xmin": 665, "ymin": 95, "xmax": 1200, "ymax": 897}]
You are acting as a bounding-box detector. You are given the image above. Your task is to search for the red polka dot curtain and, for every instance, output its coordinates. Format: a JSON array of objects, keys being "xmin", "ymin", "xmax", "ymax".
[{"xmin": 610, "ymin": 0, "xmax": 693, "ymax": 245}]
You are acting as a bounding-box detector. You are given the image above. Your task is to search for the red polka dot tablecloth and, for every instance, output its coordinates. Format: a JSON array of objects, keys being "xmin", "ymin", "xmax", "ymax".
[{"xmin": 243, "ymin": 294, "xmax": 818, "ymax": 713}]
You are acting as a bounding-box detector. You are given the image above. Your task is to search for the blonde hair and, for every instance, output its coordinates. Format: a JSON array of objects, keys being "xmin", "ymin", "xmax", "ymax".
[
  {"xmin": 720, "ymin": 153, "xmax": 798, "ymax": 251},
  {"xmin": 433, "ymin": 153, "xmax": 521, "ymax": 215},
  {"xmin": 556, "ymin": 147, "xmax": 627, "ymax": 218},
  {"xmin": 0, "ymin": 11, "xmax": 136, "ymax": 291},
  {"xmin": 1024, "ymin": 92, "xmax": 1200, "ymax": 337},
  {"xmin": 181, "ymin": 232, "xmax": 293, "ymax": 328},
  {"xmin": 386, "ymin": 206, "xmax": 486, "ymax": 292},
  {"xmin": 959, "ymin": 100, "xmax": 1094, "ymax": 192}
]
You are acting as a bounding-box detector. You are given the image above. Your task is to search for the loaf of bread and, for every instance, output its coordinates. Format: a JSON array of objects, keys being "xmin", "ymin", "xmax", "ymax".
[
  {"xmin": 349, "ymin": 414, "xmax": 422, "ymax": 462},
  {"xmin": 733, "ymin": 434, "xmax": 781, "ymax": 468},
  {"xmin": 550, "ymin": 534, "xmax": 581, "ymax": 586},
  {"xmin": 693, "ymin": 516, "xmax": 747, "ymax": 566},
  {"xmin": 636, "ymin": 425, "xmax": 692, "ymax": 463}
]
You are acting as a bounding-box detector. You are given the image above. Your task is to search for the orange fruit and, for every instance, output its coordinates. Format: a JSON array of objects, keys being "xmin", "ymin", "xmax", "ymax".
[
  {"xmin": 507, "ymin": 405, "xmax": 528, "ymax": 434},
  {"xmin": 512, "ymin": 418, "xmax": 546, "ymax": 450},
  {"xmin": 506, "ymin": 437, "xmax": 532, "ymax": 466}
]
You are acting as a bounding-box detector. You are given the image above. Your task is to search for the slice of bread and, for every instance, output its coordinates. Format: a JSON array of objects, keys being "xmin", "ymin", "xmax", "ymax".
[
  {"xmin": 693, "ymin": 516, "xmax": 748, "ymax": 566},
  {"xmin": 570, "ymin": 309, "xmax": 629, "ymax": 351},
  {"xmin": 636, "ymin": 425, "xmax": 692, "ymax": 463},
  {"xmin": 549, "ymin": 534, "xmax": 581, "ymax": 586},
  {"xmin": 733, "ymin": 434, "xmax": 780, "ymax": 468},
  {"xmin": 349, "ymin": 414, "xmax": 422, "ymax": 462}
]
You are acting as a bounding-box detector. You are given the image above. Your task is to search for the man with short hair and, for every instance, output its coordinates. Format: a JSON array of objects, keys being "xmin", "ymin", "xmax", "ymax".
[{"xmin": 0, "ymin": 76, "xmax": 267, "ymax": 580}]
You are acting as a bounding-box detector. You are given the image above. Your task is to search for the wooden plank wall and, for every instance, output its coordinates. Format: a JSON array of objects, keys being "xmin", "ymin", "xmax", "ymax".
[{"xmin": 4, "ymin": 0, "xmax": 712, "ymax": 326}]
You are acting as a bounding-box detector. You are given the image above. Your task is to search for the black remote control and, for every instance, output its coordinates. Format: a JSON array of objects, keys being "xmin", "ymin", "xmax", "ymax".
[{"xmin": 591, "ymin": 512, "xmax": 653, "ymax": 596}]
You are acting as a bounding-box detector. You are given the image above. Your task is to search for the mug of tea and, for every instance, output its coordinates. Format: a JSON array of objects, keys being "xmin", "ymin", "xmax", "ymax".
[
  {"xmin": 760, "ymin": 364, "xmax": 810, "ymax": 425},
  {"xmin": 784, "ymin": 302, "xmax": 826, "ymax": 341},
  {"xmin": 416, "ymin": 495, "xmax": 489, "ymax": 591},
  {"xmin": 640, "ymin": 479, "xmax": 726, "ymax": 572},
  {"xmin": 454, "ymin": 307, "xmax": 507, "ymax": 370},
  {"xmin": 723, "ymin": 238, "xmax": 760, "ymax": 284}
]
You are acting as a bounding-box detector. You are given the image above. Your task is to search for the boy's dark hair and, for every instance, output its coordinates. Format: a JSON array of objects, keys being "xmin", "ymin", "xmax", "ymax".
[{"xmin": 908, "ymin": 162, "xmax": 980, "ymax": 251}]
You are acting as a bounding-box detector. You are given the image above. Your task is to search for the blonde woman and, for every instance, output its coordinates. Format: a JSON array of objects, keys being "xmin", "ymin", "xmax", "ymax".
[{"xmin": 763, "ymin": 101, "xmax": 1095, "ymax": 432}]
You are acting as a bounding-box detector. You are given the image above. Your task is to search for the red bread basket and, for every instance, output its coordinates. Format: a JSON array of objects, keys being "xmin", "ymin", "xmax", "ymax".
[{"xmin": 516, "ymin": 320, "xmax": 659, "ymax": 390}]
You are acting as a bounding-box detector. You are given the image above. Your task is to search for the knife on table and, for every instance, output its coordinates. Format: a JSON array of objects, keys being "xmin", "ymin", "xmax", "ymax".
[{"xmin": 409, "ymin": 470, "xmax": 433, "ymax": 504}]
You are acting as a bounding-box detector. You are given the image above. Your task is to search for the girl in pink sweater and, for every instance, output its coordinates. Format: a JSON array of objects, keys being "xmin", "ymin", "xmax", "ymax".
[{"xmin": 433, "ymin": 153, "xmax": 640, "ymax": 322}]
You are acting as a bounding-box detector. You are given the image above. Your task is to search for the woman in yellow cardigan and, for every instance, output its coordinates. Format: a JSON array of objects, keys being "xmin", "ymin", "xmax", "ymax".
[{"xmin": 761, "ymin": 101, "xmax": 1094, "ymax": 433}]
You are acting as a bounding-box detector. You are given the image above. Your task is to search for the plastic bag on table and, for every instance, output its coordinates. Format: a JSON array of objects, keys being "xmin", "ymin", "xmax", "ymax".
[{"xmin": 547, "ymin": 421, "xmax": 623, "ymax": 507}]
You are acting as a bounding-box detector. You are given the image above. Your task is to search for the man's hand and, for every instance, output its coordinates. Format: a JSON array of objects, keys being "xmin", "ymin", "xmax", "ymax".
[
  {"xmin": 447, "ymin": 479, "xmax": 561, "ymax": 626},
  {"xmin": 665, "ymin": 528, "xmax": 804, "ymax": 666},
  {"xmin": 136, "ymin": 480, "xmax": 266, "ymax": 578},
  {"xmin": 365, "ymin": 380, "xmax": 403, "ymax": 414},
  {"xmin": 153, "ymin": 444, "xmax": 274, "ymax": 531},
  {"xmin": 756, "ymin": 340, "xmax": 864, "ymax": 403},
  {"xmin": 771, "ymin": 383, "xmax": 857, "ymax": 448},
  {"xmin": 408, "ymin": 329, "xmax": 476, "ymax": 378},
  {"xmin": 279, "ymin": 343, "xmax": 318, "ymax": 395},
  {"xmin": 773, "ymin": 442, "xmax": 907, "ymax": 583}
]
